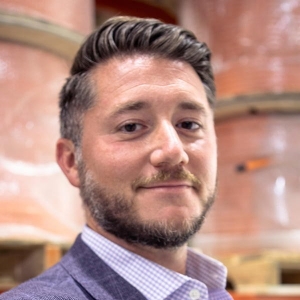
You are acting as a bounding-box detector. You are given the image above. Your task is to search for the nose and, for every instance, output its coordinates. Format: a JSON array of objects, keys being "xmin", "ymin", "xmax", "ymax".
[{"xmin": 150, "ymin": 122, "xmax": 189, "ymax": 168}]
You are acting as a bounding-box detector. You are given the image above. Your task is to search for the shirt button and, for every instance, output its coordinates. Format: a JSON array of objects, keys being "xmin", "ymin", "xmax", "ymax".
[{"xmin": 189, "ymin": 288, "xmax": 201, "ymax": 300}]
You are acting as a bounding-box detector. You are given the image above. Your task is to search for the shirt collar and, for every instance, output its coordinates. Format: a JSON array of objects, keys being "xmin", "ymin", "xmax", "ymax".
[{"xmin": 81, "ymin": 225, "xmax": 227, "ymax": 299}]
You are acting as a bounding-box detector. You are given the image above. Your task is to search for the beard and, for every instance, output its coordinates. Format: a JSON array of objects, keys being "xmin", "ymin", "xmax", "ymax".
[{"xmin": 78, "ymin": 159, "xmax": 216, "ymax": 249}]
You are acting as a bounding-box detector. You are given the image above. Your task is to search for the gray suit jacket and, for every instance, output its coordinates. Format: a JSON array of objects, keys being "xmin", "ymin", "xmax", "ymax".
[{"xmin": 0, "ymin": 235, "xmax": 147, "ymax": 300}]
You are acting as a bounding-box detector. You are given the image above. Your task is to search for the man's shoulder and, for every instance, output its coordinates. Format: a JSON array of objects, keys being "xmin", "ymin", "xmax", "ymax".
[
  {"xmin": 0, "ymin": 263, "xmax": 84, "ymax": 300},
  {"xmin": 0, "ymin": 236, "xmax": 91, "ymax": 300},
  {"xmin": 0, "ymin": 235, "xmax": 147, "ymax": 300}
]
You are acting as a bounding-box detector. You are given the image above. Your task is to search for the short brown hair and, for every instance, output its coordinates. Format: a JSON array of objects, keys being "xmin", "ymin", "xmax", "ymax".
[{"xmin": 59, "ymin": 16, "xmax": 215, "ymax": 147}]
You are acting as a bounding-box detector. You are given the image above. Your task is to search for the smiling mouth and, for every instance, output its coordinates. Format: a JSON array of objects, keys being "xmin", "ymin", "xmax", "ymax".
[
  {"xmin": 132, "ymin": 167, "xmax": 201, "ymax": 192},
  {"xmin": 139, "ymin": 181, "xmax": 196, "ymax": 191}
]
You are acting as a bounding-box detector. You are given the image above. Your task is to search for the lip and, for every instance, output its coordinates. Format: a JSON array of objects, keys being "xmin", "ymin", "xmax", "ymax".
[{"xmin": 139, "ymin": 181, "xmax": 195, "ymax": 190}]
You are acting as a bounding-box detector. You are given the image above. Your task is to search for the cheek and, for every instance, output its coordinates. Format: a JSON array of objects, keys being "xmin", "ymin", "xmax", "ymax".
[
  {"xmin": 88, "ymin": 143, "xmax": 144, "ymax": 183},
  {"xmin": 206, "ymin": 143, "xmax": 217, "ymax": 182},
  {"xmin": 188, "ymin": 139, "xmax": 217, "ymax": 179}
]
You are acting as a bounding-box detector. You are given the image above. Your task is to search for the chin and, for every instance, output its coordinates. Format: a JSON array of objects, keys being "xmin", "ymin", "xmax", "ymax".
[{"xmin": 150, "ymin": 207, "xmax": 200, "ymax": 225}]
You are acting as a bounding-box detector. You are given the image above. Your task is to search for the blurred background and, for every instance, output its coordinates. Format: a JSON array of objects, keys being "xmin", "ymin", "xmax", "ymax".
[{"xmin": 0, "ymin": 0, "xmax": 300, "ymax": 298}]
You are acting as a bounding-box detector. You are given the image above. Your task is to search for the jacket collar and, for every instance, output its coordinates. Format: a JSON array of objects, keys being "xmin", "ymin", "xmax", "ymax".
[{"xmin": 60, "ymin": 235, "xmax": 147, "ymax": 300}]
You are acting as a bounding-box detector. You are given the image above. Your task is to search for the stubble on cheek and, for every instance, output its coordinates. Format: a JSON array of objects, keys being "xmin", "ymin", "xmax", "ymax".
[{"xmin": 77, "ymin": 155, "xmax": 217, "ymax": 249}]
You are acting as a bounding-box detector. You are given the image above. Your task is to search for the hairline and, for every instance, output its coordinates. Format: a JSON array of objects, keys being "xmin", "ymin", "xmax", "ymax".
[{"xmin": 84, "ymin": 51, "xmax": 215, "ymax": 109}]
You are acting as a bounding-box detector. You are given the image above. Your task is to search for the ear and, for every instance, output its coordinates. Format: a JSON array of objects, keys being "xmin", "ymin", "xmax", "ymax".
[{"xmin": 56, "ymin": 138, "xmax": 80, "ymax": 188}]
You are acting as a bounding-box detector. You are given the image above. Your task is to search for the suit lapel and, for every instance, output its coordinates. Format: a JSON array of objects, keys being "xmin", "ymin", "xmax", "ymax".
[{"xmin": 60, "ymin": 235, "xmax": 147, "ymax": 300}]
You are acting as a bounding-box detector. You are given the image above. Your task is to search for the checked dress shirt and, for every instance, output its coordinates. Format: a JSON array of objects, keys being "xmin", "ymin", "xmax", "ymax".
[{"xmin": 82, "ymin": 226, "xmax": 232, "ymax": 300}]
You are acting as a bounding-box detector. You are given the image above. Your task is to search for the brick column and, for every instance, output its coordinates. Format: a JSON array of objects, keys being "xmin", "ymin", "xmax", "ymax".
[
  {"xmin": 179, "ymin": 0, "xmax": 300, "ymax": 254},
  {"xmin": 0, "ymin": 0, "xmax": 94, "ymax": 245}
]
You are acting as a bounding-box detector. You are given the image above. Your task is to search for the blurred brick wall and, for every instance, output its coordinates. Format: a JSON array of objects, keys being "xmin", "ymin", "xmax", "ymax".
[{"xmin": 0, "ymin": 0, "xmax": 94, "ymax": 244}]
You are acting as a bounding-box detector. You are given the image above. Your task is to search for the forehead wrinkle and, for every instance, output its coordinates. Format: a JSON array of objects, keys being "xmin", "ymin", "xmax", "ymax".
[{"xmin": 112, "ymin": 79, "xmax": 203, "ymax": 97}]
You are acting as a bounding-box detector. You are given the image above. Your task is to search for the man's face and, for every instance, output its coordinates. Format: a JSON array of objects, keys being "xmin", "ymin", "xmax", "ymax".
[{"xmin": 78, "ymin": 55, "xmax": 217, "ymax": 248}]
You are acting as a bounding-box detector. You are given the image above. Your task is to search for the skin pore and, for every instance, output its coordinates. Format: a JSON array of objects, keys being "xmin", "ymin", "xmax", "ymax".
[{"xmin": 56, "ymin": 55, "xmax": 217, "ymax": 274}]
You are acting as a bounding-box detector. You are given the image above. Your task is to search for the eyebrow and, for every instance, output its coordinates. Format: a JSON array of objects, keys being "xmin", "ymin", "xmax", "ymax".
[
  {"xmin": 178, "ymin": 101, "xmax": 207, "ymax": 115},
  {"xmin": 109, "ymin": 101, "xmax": 150, "ymax": 118},
  {"xmin": 109, "ymin": 99, "xmax": 207, "ymax": 118}
]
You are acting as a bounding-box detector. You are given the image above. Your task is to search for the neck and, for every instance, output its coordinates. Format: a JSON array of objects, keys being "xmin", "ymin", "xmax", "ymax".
[{"xmin": 87, "ymin": 219, "xmax": 188, "ymax": 274}]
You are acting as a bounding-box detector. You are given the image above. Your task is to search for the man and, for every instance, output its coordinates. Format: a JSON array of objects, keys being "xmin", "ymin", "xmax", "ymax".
[{"xmin": 1, "ymin": 17, "xmax": 232, "ymax": 300}]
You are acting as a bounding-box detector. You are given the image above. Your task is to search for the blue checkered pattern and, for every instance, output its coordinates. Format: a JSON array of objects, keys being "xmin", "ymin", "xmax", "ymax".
[{"xmin": 82, "ymin": 226, "xmax": 232, "ymax": 300}]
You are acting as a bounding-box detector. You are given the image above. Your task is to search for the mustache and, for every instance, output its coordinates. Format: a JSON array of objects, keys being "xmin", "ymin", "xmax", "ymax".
[{"xmin": 132, "ymin": 166, "xmax": 201, "ymax": 191}]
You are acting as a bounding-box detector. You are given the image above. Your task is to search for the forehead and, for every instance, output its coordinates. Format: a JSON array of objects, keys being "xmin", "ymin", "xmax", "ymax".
[{"xmin": 90, "ymin": 54, "xmax": 209, "ymax": 110}]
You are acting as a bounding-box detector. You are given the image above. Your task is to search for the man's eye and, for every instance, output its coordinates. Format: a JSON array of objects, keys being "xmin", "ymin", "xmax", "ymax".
[
  {"xmin": 177, "ymin": 121, "xmax": 201, "ymax": 130},
  {"xmin": 121, "ymin": 123, "xmax": 143, "ymax": 132}
]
